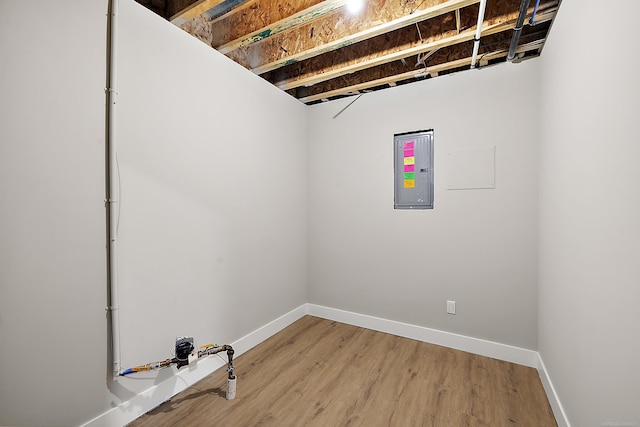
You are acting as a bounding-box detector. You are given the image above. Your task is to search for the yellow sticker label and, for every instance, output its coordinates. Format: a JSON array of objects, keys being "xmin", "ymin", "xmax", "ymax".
[
  {"xmin": 403, "ymin": 156, "xmax": 415, "ymax": 165},
  {"xmin": 404, "ymin": 180, "xmax": 415, "ymax": 188}
]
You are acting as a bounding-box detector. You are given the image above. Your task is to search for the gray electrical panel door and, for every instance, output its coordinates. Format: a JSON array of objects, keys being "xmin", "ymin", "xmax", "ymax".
[{"xmin": 394, "ymin": 130, "xmax": 434, "ymax": 209}]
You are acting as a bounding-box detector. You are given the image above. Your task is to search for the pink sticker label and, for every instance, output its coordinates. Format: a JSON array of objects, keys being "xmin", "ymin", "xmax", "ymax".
[
  {"xmin": 404, "ymin": 164, "xmax": 415, "ymax": 172},
  {"xmin": 404, "ymin": 149, "xmax": 414, "ymax": 157},
  {"xmin": 404, "ymin": 141, "xmax": 415, "ymax": 149}
]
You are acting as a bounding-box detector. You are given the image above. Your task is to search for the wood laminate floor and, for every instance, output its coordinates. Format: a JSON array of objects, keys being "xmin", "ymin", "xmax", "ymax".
[{"xmin": 128, "ymin": 316, "xmax": 557, "ymax": 426}]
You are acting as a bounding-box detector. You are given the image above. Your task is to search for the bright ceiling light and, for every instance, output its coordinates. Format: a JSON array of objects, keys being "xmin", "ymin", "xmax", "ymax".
[{"xmin": 346, "ymin": 0, "xmax": 364, "ymax": 14}]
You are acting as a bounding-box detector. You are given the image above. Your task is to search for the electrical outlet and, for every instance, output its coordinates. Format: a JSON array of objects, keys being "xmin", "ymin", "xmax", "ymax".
[{"xmin": 447, "ymin": 300, "xmax": 456, "ymax": 315}]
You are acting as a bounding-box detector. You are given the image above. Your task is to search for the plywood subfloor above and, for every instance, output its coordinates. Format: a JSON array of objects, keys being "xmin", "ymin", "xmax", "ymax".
[{"xmin": 136, "ymin": 0, "xmax": 562, "ymax": 104}]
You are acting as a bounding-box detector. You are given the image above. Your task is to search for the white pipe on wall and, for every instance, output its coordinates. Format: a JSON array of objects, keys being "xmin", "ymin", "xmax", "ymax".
[
  {"xmin": 470, "ymin": 0, "xmax": 488, "ymax": 68},
  {"xmin": 106, "ymin": 0, "xmax": 121, "ymax": 377}
]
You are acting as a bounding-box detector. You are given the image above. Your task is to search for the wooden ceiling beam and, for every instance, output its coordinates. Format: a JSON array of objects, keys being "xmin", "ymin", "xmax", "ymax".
[
  {"xmin": 302, "ymin": 24, "xmax": 551, "ymax": 99},
  {"xmin": 299, "ymin": 40, "xmax": 545, "ymax": 103},
  {"xmin": 277, "ymin": 6, "xmax": 556, "ymax": 91},
  {"xmin": 169, "ymin": 0, "xmax": 227, "ymax": 26},
  {"xmin": 215, "ymin": 0, "xmax": 350, "ymax": 54},
  {"xmin": 236, "ymin": 0, "xmax": 480, "ymax": 75},
  {"xmin": 206, "ymin": 0, "xmax": 259, "ymax": 23}
]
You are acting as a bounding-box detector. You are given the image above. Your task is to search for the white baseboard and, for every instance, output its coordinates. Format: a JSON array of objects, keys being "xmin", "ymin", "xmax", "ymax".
[
  {"xmin": 83, "ymin": 303, "xmax": 567, "ymax": 427},
  {"xmin": 307, "ymin": 304, "xmax": 569, "ymax": 427},
  {"xmin": 306, "ymin": 304, "xmax": 539, "ymax": 368},
  {"xmin": 81, "ymin": 304, "xmax": 307, "ymax": 427},
  {"xmin": 537, "ymin": 354, "xmax": 571, "ymax": 427}
]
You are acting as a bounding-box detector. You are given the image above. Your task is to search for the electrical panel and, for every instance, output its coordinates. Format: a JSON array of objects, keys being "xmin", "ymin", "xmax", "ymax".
[{"xmin": 394, "ymin": 130, "xmax": 434, "ymax": 209}]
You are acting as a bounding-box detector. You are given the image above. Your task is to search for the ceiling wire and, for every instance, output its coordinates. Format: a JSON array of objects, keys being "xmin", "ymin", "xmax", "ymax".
[
  {"xmin": 401, "ymin": 0, "xmax": 428, "ymax": 73},
  {"xmin": 399, "ymin": 0, "xmax": 416, "ymax": 11},
  {"xmin": 400, "ymin": 0, "xmax": 427, "ymax": 15},
  {"xmin": 333, "ymin": 94, "xmax": 363, "ymax": 119},
  {"xmin": 408, "ymin": 0, "xmax": 428, "ymax": 15},
  {"xmin": 414, "ymin": 22, "xmax": 441, "ymax": 72},
  {"xmin": 414, "ymin": 23, "xmax": 425, "ymax": 69},
  {"xmin": 415, "ymin": 22, "xmax": 423, "ymax": 42},
  {"xmin": 416, "ymin": 47, "xmax": 439, "ymax": 69}
]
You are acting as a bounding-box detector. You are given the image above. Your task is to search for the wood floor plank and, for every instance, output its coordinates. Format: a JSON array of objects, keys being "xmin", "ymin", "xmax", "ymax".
[{"xmin": 127, "ymin": 316, "xmax": 557, "ymax": 427}]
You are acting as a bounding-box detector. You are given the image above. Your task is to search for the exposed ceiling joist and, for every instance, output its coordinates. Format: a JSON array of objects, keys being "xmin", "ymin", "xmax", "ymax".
[
  {"xmin": 241, "ymin": 0, "xmax": 480, "ymax": 74},
  {"xmin": 297, "ymin": 21, "xmax": 553, "ymax": 101},
  {"xmin": 137, "ymin": 0, "xmax": 562, "ymax": 104},
  {"xmin": 299, "ymin": 39, "xmax": 545, "ymax": 103},
  {"xmin": 276, "ymin": 5, "xmax": 556, "ymax": 91},
  {"xmin": 216, "ymin": 0, "xmax": 350, "ymax": 54}
]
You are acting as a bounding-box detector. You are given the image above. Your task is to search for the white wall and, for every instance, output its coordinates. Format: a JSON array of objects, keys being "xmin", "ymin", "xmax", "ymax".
[
  {"xmin": 307, "ymin": 62, "xmax": 540, "ymax": 349},
  {"xmin": 6, "ymin": 0, "xmax": 638, "ymax": 425},
  {"xmin": 115, "ymin": 0, "xmax": 307, "ymax": 380},
  {"xmin": 0, "ymin": 1, "xmax": 307, "ymax": 425},
  {"xmin": 0, "ymin": 2, "xmax": 108, "ymax": 425},
  {"xmin": 538, "ymin": 1, "xmax": 640, "ymax": 425}
]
